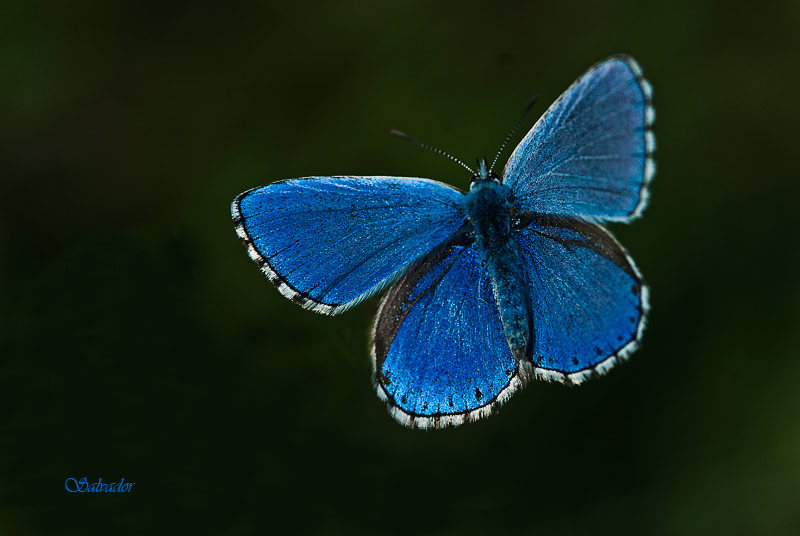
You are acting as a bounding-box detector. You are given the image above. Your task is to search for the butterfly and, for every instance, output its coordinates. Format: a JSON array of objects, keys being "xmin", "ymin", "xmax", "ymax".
[{"xmin": 231, "ymin": 55, "xmax": 654, "ymax": 429}]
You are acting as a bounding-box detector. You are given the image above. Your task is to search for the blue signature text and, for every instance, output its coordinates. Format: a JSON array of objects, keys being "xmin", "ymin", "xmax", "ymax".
[{"xmin": 65, "ymin": 477, "xmax": 135, "ymax": 493}]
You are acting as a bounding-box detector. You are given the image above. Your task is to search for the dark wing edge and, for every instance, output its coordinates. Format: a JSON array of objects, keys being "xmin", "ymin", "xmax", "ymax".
[
  {"xmin": 527, "ymin": 219, "xmax": 650, "ymax": 384},
  {"xmin": 620, "ymin": 55, "xmax": 657, "ymax": 221},
  {"xmin": 231, "ymin": 176, "xmax": 464, "ymax": 316},
  {"xmin": 232, "ymin": 184, "xmax": 351, "ymax": 315},
  {"xmin": 369, "ymin": 242, "xmax": 535, "ymax": 430},
  {"xmin": 372, "ymin": 362, "xmax": 535, "ymax": 430}
]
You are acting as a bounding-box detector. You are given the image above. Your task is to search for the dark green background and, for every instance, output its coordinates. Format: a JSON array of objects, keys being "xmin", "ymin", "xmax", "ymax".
[{"xmin": 2, "ymin": 1, "xmax": 799, "ymax": 534}]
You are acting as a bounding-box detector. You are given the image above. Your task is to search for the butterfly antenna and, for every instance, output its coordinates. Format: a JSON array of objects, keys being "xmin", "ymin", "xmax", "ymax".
[
  {"xmin": 488, "ymin": 92, "xmax": 540, "ymax": 173},
  {"xmin": 390, "ymin": 129, "xmax": 475, "ymax": 175}
]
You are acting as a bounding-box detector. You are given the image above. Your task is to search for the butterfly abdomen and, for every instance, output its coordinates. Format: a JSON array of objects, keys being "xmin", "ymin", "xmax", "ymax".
[{"xmin": 464, "ymin": 181, "xmax": 531, "ymax": 361}]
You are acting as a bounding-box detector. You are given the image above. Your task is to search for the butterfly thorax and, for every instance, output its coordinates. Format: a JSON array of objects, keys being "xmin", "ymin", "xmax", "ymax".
[
  {"xmin": 464, "ymin": 179, "xmax": 512, "ymax": 242},
  {"xmin": 463, "ymin": 179, "xmax": 531, "ymax": 361}
]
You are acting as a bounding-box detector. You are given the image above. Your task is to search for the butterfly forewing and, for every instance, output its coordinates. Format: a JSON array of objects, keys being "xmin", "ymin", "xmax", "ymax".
[
  {"xmin": 503, "ymin": 55, "xmax": 655, "ymax": 222},
  {"xmin": 232, "ymin": 176, "xmax": 465, "ymax": 314}
]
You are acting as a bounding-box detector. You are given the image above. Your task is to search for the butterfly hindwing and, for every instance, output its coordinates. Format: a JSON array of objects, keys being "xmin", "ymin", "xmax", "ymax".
[
  {"xmin": 513, "ymin": 214, "xmax": 648, "ymax": 382},
  {"xmin": 372, "ymin": 239, "xmax": 533, "ymax": 429},
  {"xmin": 232, "ymin": 176, "xmax": 465, "ymax": 314},
  {"xmin": 503, "ymin": 55, "xmax": 655, "ymax": 222}
]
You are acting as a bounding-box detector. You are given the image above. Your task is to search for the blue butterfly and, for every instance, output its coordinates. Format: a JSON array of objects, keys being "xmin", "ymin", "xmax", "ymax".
[{"xmin": 232, "ymin": 55, "xmax": 654, "ymax": 429}]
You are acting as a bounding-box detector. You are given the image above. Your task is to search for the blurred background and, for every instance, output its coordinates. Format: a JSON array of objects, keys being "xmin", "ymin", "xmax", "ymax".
[{"xmin": 1, "ymin": 1, "xmax": 799, "ymax": 534}]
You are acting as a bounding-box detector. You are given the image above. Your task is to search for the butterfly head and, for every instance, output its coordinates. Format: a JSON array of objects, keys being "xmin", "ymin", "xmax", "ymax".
[{"xmin": 470, "ymin": 157, "xmax": 500, "ymax": 188}]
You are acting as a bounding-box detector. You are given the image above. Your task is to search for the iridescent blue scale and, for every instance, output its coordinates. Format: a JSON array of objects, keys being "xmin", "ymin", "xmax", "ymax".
[{"xmin": 232, "ymin": 55, "xmax": 654, "ymax": 428}]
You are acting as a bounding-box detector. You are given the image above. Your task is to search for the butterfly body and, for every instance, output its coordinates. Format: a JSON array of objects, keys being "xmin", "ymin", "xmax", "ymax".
[
  {"xmin": 463, "ymin": 170, "xmax": 531, "ymax": 360},
  {"xmin": 232, "ymin": 55, "xmax": 655, "ymax": 428}
]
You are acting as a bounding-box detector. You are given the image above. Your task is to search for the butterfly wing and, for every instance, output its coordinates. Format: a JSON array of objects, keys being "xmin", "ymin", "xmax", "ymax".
[
  {"xmin": 503, "ymin": 55, "xmax": 655, "ymax": 222},
  {"xmin": 232, "ymin": 176, "xmax": 465, "ymax": 314},
  {"xmin": 513, "ymin": 214, "xmax": 648, "ymax": 383},
  {"xmin": 372, "ymin": 238, "xmax": 534, "ymax": 429}
]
